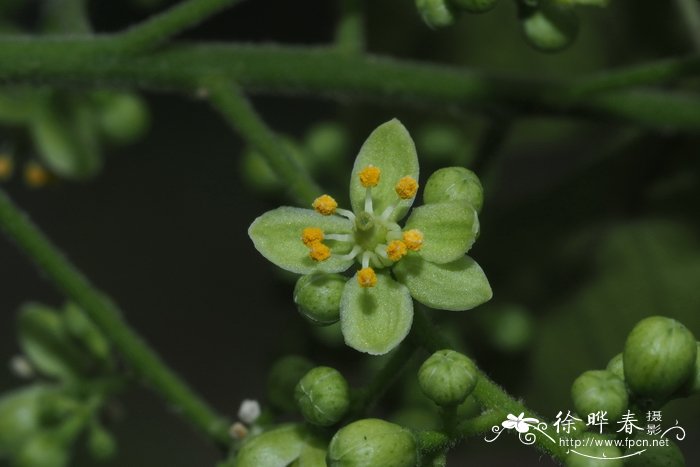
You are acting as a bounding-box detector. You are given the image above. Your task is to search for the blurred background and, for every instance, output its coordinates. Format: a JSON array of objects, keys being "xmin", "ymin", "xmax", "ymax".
[{"xmin": 1, "ymin": 0, "xmax": 699, "ymax": 465}]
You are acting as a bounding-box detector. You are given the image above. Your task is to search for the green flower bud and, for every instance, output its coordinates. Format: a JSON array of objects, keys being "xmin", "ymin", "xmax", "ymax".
[
  {"xmin": 416, "ymin": 124, "xmax": 472, "ymax": 165},
  {"xmin": 624, "ymin": 433, "xmax": 685, "ymax": 467},
  {"xmin": 16, "ymin": 432, "xmax": 70, "ymax": 467},
  {"xmin": 267, "ymin": 355, "xmax": 315, "ymax": 412},
  {"xmin": 0, "ymin": 385, "xmax": 51, "ymax": 455},
  {"xmin": 423, "ymin": 167, "xmax": 484, "ymax": 213},
  {"xmin": 623, "ymin": 316, "xmax": 697, "ymax": 400},
  {"xmin": 481, "ymin": 304, "xmax": 533, "ymax": 353},
  {"xmin": 18, "ymin": 304, "xmax": 92, "ymax": 381},
  {"xmin": 418, "ymin": 350, "xmax": 478, "ymax": 406},
  {"xmin": 606, "ymin": 353, "xmax": 624, "ymax": 381},
  {"xmin": 450, "ymin": 0, "xmax": 498, "ymax": 14},
  {"xmin": 416, "ymin": 0, "xmax": 457, "ymax": 29},
  {"xmin": 328, "ymin": 419, "xmax": 416, "ymax": 467},
  {"xmin": 242, "ymin": 138, "xmax": 307, "ymax": 193},
  {"xmin": 680, "ymin": 342, "xmax": 700, "ymax": 396},
  {"xmin": 295, "ymin": 367, "xmax": 350, "ymax": 426},
  {"xmin": 87, "ymin": 422, "xmax": 117, "ymax": 461},
  {"xmin": 63, "ymin": 302, "xmax": 112, "ymax": 368},
  {"xmin": 520, "ymin": 1, "xmax": 579, "ymax": 52},
  {"xmin": 236, "ymin": 424, "xmax": 323, "ymax": 467},
  {"xmin": 294, "ymin": 274, "xmax": 345, "ymax": 325},
  {"xmin": 566, "ymin": 433, "xmax": 623, "ymax": 467},
  {"xmin": 571, "ymin": 370, "xmax": 628, "ymax": 422},
  {"xmin": 93, "ymin": 92, "xmax": 149, "ymax": 144},
  {"xmin": 304, "ymin": 122, "xmax": 349, "ymax": 167}
]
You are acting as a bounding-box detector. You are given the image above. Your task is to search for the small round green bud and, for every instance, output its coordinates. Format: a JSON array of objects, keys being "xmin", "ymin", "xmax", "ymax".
[
  {"xmin": 624, "ymin": 433, "xmax": 685, "ymax": 467},
  {"xmin": 606, "ymin": 353, "xmax": 624, "ymax": 381},
  {"xmin": 0, "ymin": 385, "xmax": 49, "ymax": 454},
  {"xmin": 304, "ymin": 122, "xmax": 348, "ymax": 166},
  {"xmin": 520, "ymin": 2, "xmax": 579, "ymax": 53},
  {"xmin": 267, "ymin": 355, "xmax": 315, "ymax": 412},
  {"xmin": 423, "ymin": 167, "xmax": 484, "ymax": 213},
  {"xmin": 94, "ymin": 92, "xmax": 149, "ymax": 144},
  {"xmin": 680, "ymin": 342, "xmax": 700, "ymax": 396},
  {"xmin": 16, "ymin": 432, "xmax": 70, "ymax": 467},
  {"xmin": 87, "ymin": 423, "xmax": 117, "ymax": 461},
  {"xmin": 418, "ymin": 350, "xmax": 478, "ymax": 406},
  {"xmin": 328, "ymin": 419, "xmax": 417, "ymax": 467},
  {"xmin": 450, "ymin": 0, "xmax": 498, "ymax": 14},
  {"xmin": 623, "ymin": 316, "xmax": 697, "ymax": 400},
  {"xmin": 295, "ymin": 366, "xmax": 350, "ymax": 426},
  {"xmin": 293, "ymin": 274, "xmax": 345, "ymax": 325},
  {"xmin": 416, "ymin": 0, "xmax": 457, "ymax": 29},
  {"xmin": 571, "ymin": 370, "xmax": 628, "ymax": 422},
  {"xmin": 566, "ymin": 433, "xmax": 623, "ymax": 467}
]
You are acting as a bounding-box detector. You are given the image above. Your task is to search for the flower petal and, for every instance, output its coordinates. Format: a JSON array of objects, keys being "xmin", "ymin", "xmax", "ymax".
[
  {"xmin": 350, "ymin": 119, "xmax": 419, "ymax": 221},
  {"xmin": 393, "ymin": 255, "xmax": 492, "ymax": 311},
  {"xmin": 248, "ymin": 207, "xmax": 354, "ymax": 274},
  {"xmin": 404, "ymin": 202, "xmax": 479, "ymax": 264},
  {"xmin": 340, "ymin": 273, "xmax": 413, "ymax": 355}
]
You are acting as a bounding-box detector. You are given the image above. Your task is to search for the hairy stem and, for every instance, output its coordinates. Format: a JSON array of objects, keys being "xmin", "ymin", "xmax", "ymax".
[
  {"xmin": 0, "ymin": 189, "xmax": 231, "ymax": 448},
  {"xmin": 205, "ymin": 78, "xmax": 323, "ymax": 205}
]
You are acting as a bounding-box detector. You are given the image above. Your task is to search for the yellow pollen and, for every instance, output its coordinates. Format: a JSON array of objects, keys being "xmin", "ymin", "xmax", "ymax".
[
  {"xmin": 24, "ymin": 162, "xmax": 50, "ymax": 188},
  {"xmin": 395, "ymin": 176, "xmax": 418, "ymax": 199},
  {"xmin": 359, "ymin": 165, "xmax": 381, "ymax": 188},
  {"xmin": 386, "ymin": 240, "xmax": 408, "ymax": 261},
  {"xmin": 0, "ymin": 155, "xmax": 14, "ymax": 181},
  {"xmin": 403, "ymin": 229, "xmax": 424, "ymax": 251},
  {"xmin": 302, "ymin": 227, "xmax": 324, "ymax": 246},
  {"xmin": 309, "ymin": 242, "xmax": 331, "ymax": 262},
  {"xmin": 357, "ymin": 267, "xmax": 377, "ymax": 288},
  {"xmin": 312, "ymin": 194, "xmax": 338, "ymax": 216}
]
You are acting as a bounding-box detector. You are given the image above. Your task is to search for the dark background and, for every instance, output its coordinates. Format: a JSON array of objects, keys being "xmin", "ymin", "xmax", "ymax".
[{"xmin": 1, "ymin": 0, "xmax": 700, "ymax": 465}]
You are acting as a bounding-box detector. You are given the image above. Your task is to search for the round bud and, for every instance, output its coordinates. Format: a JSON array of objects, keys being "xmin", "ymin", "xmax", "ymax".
[
  {"xmin": 415, "ymin": 0, "xmax": 457, "ymax": 29},
  {"xmin": 293, "ymin": 274, "xmax": 345, "ymax": 325},
  {"xmin": 418, "ymin": 350, "xmax": 478, "ymax": 406},
  {"xmin": 0, "ymin": 385, "xmax": 49, "ymax": 453},
  {"xmin": 266, "ymin": 355, "xmax": 314, "ymax": 412},
  {"xmin": 16, "ymin": 432, "xmax": 70, "ymax": 467},
  {"xmin": 624, "ymin": 433, "xmax": 685, "ymax": 467},
  {"xmin": 571, "ymin": 370, "xmax": 628, "ymax": 422},
  {"xmin": 87, "ymin": 423, "xmax": 117, "ymax": 461},
  {"xmin": 304, "ymin": 122, "xmax": 349, "ymax": 167},
  {"xmin": 623, "ymin": 316, "xmax": 697, "ymax": 400},
  {"xmin": 566, "ymin": 433, "xmax": 623, "ymax": 467},
  {"xmin": 295, "ymin": 367, "xmax": 350, "ymax": 426},
  {"xmin": 606, "ymin": 353, "xmax": 624, "ymax": 381},
  {"xmin": 680, "ymin": 342, "xmax": 700, "ymax": 396},
  {"xmin": 328, "ymin": 419, "xmax": 417, "ymax": 467},
  {"xmin": 520, "ymin": 1, "xmax": 579, "ymax": 53},
  {"xmin": 94, "ymin": 92, "xmax": 149, "ymax": 144},
  {"xmin": 450, "ymin": 0, "xmax": 498, "ymax": 14},
  {"xmin": 423, "ymin": 167, "xmax": 484, "ymax": 213},
  {"xmin": 416, "ymin": 124, "xmax": 472, "ymax": 164}
]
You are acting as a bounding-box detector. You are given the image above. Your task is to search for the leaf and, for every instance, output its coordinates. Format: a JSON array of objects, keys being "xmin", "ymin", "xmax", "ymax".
[
  {"xmin": 340, "ymin": 273, "xmax": 413, "ymax": 355},
  {"xmin": 249, "ymin": 207, "xmax": 354, "ymax": 275},
  {"xmin": 393, "ymin": 255, "xmax": 492, "ymax": 311},
  {"xmin": 405, "ymin": 202, "xmax": 479, "ymax": 264},
  {"xmin": 349, "ymin": 119, "xmax": 419, "ymax": 221}
]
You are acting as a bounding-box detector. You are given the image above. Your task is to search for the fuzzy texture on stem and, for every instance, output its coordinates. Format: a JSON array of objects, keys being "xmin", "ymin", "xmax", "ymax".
[{"xmin": 0, "ymin": 189, "xmax": 231, "ymax": 448}]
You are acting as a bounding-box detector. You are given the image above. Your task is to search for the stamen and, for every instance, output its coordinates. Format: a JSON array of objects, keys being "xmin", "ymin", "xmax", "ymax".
[
  {"xmin": 301, "ymin": 227, "xmax": 324, "ymax": 246},
  {"xmin": 357, "ymin": 267, "xmax": 377, "ymax": 288},
  {"xmin": 338, "ymin": 245, "xmax": 362, "ymax": 261},
  {"xmin": 336, "ymin": 208, "xmax": 356, "ymax": 222},
  {"xmin": 309, "ymin": 242, "xmax": 331, "ymax": 261},
  {"xmin": 358, "ymin": 165, "xmax": 381, "ymax": 188},
  {"xmin": 0, "ymin": 155, "xmax": 14, "ymax": 181},
  {"xmin": 395, "ymin": 176, "xmax": 419, "ymax": 199},
  {"xmin": 24, "ymin": 162, "xmax": 50, "ymax": 188},
  {"xmin": 312, "ymin": 194, "xmax": 338, "ymax": 216},
  {"xmin": 361, "ymin": 251, "xmax": 371, "ymax": 269},
  {"xmin": 364, "ymin": 187, "xmax": 373, "ymax": 213},
  {"xmin": 403, "ymin": 229, "xmax": 424, "ymax": 251},
  {"xmin": 325, "ymin": 233, "xmax": 353, "ymax": 242},
  {"xmin": 386, "ymin": 240, "xmax": 408, "ymax": 261}
]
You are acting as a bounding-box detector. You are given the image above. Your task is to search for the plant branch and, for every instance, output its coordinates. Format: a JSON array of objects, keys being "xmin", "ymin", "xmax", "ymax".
[
  {"xmin": 0, "ymin": 189, "xmax": 232, "ymax": 448},
  {"xmin": 111, "ymin": 0, "xmax": 244, "ymax": 54},
  {"xmin": 205, "ymin": 77, "xmax": 323, "ymax": 205},
  {"xmin": 335, "ymin": 0, "xmax": 365, "ymax": 54}
]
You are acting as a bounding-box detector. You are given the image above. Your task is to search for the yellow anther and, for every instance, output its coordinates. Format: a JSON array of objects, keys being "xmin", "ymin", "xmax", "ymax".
[
  {"xmin": 386, "ymin": 240, "xmax": 408, "ymax": 262},
  {"xmin": 0, "ymin": 155, "xmax": 14, "ymax": 181},
  {"xmin": 402, "ymin": 229, "xmax": 424, "ymax": 251},
  {"xmin": 312, "ymin": 194, "xmax": 338, "ymax": 216},
  {"xmin": 302, "ymin": 227, "xmax": 324, "ymax": 246},
  {"xmin": 309, "ymin": 242, "xmax": 331, "ymax": 262},
  {"xmin": 395, "ymin": 176, "xmax": 418, "ymax": 200},
  {"xmin": 357, "ymin": 267, "xmax": 377, "ymax": 288},
  {"xmin": 359, "ymin": 165, "xmax": 381, "ymax": 188},
  {"xmin": 24, "ymin": 162, "xmax": 50, "ymax": 188}
]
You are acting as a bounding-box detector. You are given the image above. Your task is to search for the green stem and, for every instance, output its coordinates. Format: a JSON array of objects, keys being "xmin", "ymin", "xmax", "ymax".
[
  {"xmin": 335, "ymin": 0, "xmax": 365, "ymax": 54},
  {"xmin": 0, "ymin": 189, "xmax": 231, "ymax": 448},
  {"xmin": 205, "ymin": 77, "xmax": 323, "ymax": 205},
  {"xmin": 111, "ymin": 0, "xmax": 243, "ymax": 54},
  {"xmin": 675, "ymin": 0, "xmax": 700, "ymax": 52},
  {"xmin": 417, "ymin": 410, "xmax": 504, "ymax": 453},
  {"xmin": 412, "ymin": 308, "xmax": 567, "ymax": 462}
]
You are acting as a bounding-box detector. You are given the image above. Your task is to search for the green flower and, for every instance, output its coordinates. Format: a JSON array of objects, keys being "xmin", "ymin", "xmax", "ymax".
[{"xmin": 248, "ymin": 119, "xmax": 492, "ymax": 355}]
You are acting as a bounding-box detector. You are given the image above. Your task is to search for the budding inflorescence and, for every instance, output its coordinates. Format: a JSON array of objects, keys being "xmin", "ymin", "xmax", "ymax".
[{"xmin": 301, "ymin": 165, "xmax": 423, "ymax": 288}]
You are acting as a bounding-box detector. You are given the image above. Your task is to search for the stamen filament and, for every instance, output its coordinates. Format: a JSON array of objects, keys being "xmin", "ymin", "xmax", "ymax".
[
  {"xmin": 325, "ymin": 234, "xmax": 353, "ymax": 242},
  {"xmin": 361, "ymin": 251, "xmax": 371, "ymax": 269},
  {"xmin": 336, "ymin": 208, "xmax": 356, "ymax": 222},
  {"xmin": 364, "ymin": 187, "xmax": 373, "ymax": 213},
  {"xmin": 338, "ymin": 245, "xmax": 362, "ymax": 261}
]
